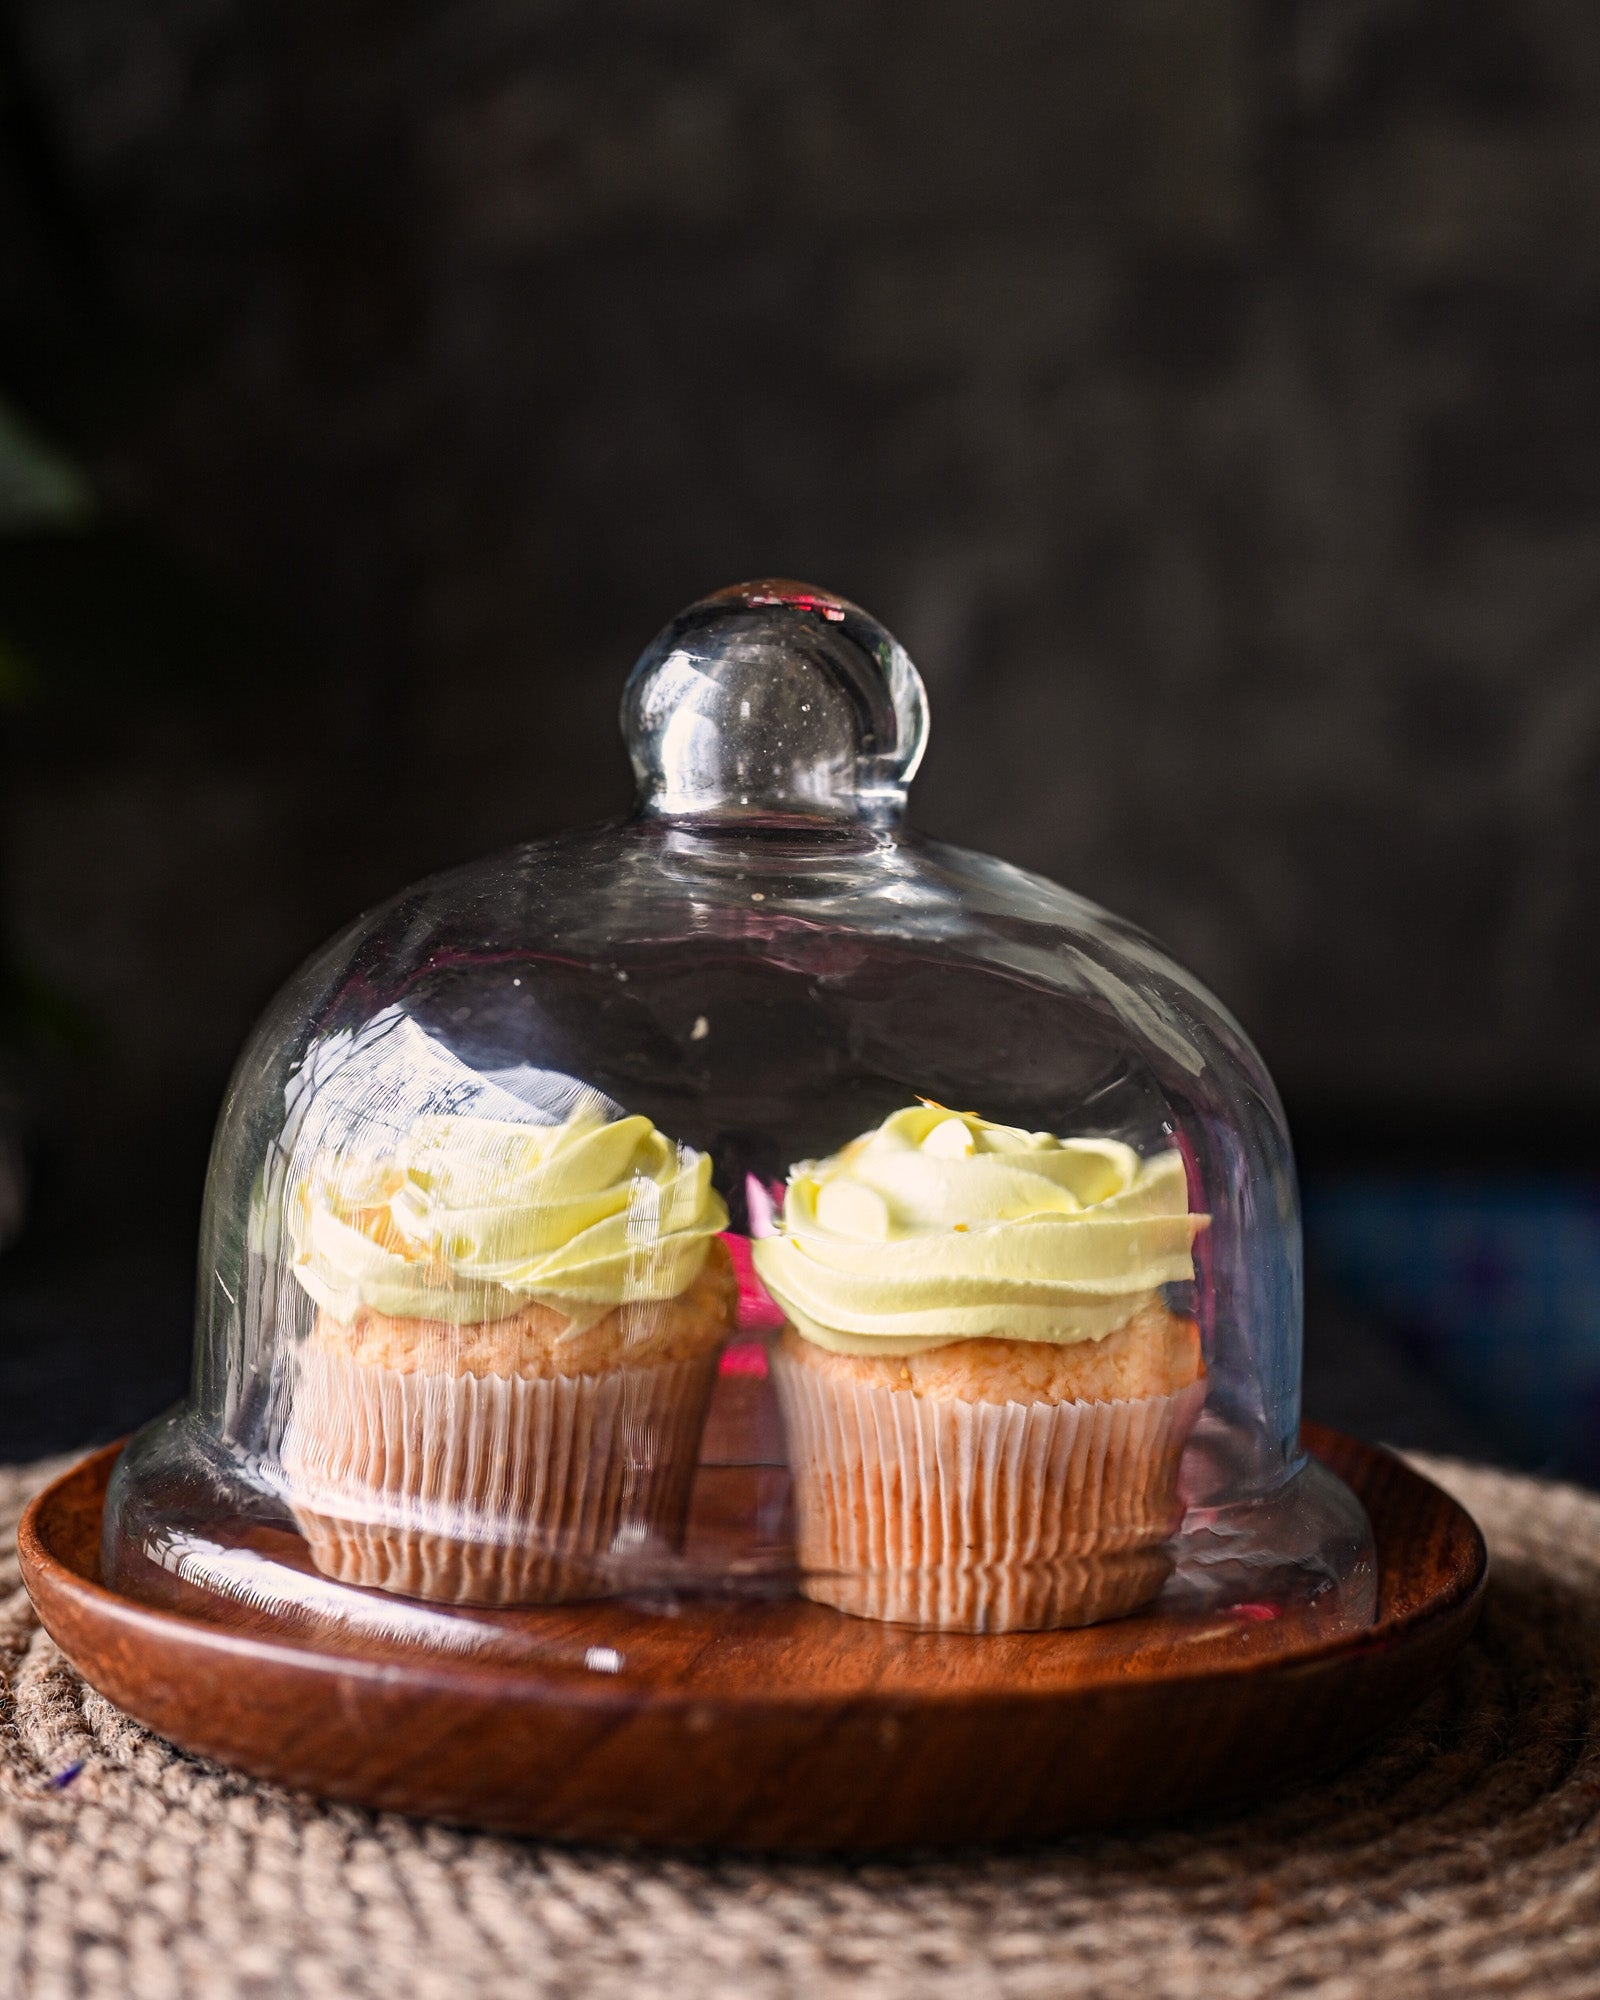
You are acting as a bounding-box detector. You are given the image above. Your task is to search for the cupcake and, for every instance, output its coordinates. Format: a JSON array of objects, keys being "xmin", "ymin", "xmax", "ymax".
[
  {"xmin": 753, "ymin": 1104, "xmax": 1208, "ymax": 1633},
  {"xmin": 279, "ymin": 1095, "xmax": 735, "ymax": 1604}
]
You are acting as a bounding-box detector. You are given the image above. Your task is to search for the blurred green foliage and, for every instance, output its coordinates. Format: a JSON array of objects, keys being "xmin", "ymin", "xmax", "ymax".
[
  {"xmin": 0, "ymin": 398, "xmax": 91, "ymax": 540},
  {"xmin": 0, "ymin": 393, "xmax": 286, "ymax": 1085},
  {"xmin": 0, "ymin": 397, "xmax": 96, "ymax": 1071},
  {"xmin": 0, "ymin": 383, "xmax": 286, "ymax": 1080},
  {"xmin": 0, "ymin": 397, "xmax": 277, "ymax": 724}
]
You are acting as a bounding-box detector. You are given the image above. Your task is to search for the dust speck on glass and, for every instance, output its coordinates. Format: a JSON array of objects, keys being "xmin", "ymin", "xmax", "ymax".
[{"xmin": 103, "ymin": 580, "xmax": 1374, "ymax": 1654}]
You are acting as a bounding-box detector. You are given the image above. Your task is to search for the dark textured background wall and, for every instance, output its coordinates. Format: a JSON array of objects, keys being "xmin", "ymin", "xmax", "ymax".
[{"xmin": 4, "ymin": 0, "xmax": 1600, "ymax": 1254}]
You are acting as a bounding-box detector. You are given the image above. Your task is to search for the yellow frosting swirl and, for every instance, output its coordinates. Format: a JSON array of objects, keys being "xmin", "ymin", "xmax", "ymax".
[
  {"xmin": 750, "ymin": 1103, "xmax": 1207, "ymax": 1356},
  {"xmin": 289, "ymin": 1103, "xmax": 728, "ymax": 1326}
]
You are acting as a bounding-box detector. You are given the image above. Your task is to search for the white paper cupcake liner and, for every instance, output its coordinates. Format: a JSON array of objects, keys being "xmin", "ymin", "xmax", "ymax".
[
  {"xmin": 280, "ymin": 1346, "xmax": 720, "ymax": 1605},
  {"xmin": 770, "ymin": 1349, "xmax": 1207, "ymax": 1632}
]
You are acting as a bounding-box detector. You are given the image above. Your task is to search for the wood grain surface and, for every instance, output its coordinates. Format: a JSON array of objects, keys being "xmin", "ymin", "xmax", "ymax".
[{"xmin": 18, "ymin": 1424, "xmax": 1485, "ymax": 1849}]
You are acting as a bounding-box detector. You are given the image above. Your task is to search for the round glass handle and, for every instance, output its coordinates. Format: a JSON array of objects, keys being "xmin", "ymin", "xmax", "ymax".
[{"xmin": 620, "ymin": 581, "xmax": 929, "ymax": 822}]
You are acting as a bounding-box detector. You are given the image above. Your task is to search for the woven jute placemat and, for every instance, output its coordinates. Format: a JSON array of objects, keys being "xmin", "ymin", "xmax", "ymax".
[{"xmin": 0, "ymin": 1451, "xmax": 1593, "ymax": 2000}]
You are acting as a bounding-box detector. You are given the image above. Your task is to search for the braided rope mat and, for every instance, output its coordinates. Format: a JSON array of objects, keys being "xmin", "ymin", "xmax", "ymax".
[{"xmin": 0, "ymin": 1454, "xmax": 1593, "ymax": 1998}]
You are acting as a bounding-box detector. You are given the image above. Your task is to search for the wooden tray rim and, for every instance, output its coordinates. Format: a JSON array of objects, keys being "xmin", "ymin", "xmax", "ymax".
[{"xmin": 19, "ymin": 1424, "xmax": 1487, "ymax": 1713}]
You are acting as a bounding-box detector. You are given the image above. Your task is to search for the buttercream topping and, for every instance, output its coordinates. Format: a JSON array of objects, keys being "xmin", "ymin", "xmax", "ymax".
[
  {"xmin": 750, "ymin": 1103, "xmax": 1207, "ymax": 1355},
  {"xmin": 289, "ymin": 1101, "xmax": 727, "ymax": 1327}
]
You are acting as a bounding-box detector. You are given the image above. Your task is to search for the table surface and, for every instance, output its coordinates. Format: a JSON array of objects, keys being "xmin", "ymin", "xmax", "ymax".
[{"xmin": 0, "ymin": 1445, "xmax": 1590, "ymax": 1998}]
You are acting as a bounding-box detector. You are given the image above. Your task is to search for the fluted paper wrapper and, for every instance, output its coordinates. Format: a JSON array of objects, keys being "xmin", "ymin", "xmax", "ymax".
[
  {"xmin": 281, "ymin": 1347, "xmax": 719, "ymax": 1605},
  {"xmin": 771, "ymin": 1352, "xmax": 1208, "ymax": 1632}
]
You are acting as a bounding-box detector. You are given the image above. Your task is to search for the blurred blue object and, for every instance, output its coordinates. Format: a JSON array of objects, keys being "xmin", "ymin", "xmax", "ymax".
[{"xmin": 1305, "ymin": 1176, "xmax": 1600, "ymax": 1477}]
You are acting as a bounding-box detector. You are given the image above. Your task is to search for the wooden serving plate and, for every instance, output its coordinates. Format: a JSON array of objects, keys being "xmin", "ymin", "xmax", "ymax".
[{"xmin": 19, "ymin": 1425, "xmax": 1484, "ymax": 1850}]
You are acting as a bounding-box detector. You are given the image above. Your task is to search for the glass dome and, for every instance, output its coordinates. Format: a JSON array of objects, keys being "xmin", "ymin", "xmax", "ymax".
[{"xmin": 104, "ymin": 581, "xmax": 1375, "ymax": 1648}]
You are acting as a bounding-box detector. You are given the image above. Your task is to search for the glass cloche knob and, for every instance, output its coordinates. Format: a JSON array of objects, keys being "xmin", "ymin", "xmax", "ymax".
[{"xmin": 621, "ymin": 580, "xmax": 929, "ymax": 821}]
